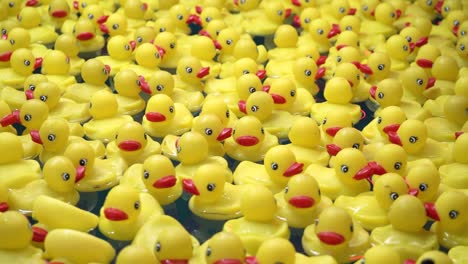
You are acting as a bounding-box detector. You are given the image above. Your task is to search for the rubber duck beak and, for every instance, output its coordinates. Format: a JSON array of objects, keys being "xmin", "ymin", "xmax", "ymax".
[
  {"xmin": 416, "ymin": 59, "xmax": 433, "ymax": 68},
  {"xmin": 326, "ymin": 144, "xmax": 342, "ymax": 156},
  {"xmin": 283, "ymin": 162, "xmax": 304, "ymax": 177},
  {"xmin": 97, "ymin": 15, "xmax": 109, "ymax": 24},
  {"xmin": 118, "ymin": 140, "xmax": 142, "ymax": 151},
  {"xmin": 156, "ymin": 45, "xmax": 166, "ymax": 59},
  {"xmin": 336, "ymin": 44, "xmax": 347, "ymax": 50},
  {"xmin": 348, "ymin": 8, "xmax": 357, "ymax": 15},
  {"xmin": 73, "ymin": 0, "xmax": 79, "ymax": 10},
  {"xmin": 104, "ymin": 208, "xmax": 129, "ymax": 221},
  {"xmin": 316, "ymin": 55, "xmax": 327, "ymax": 66},
  {"xmin": 256, "ymin": 69, "xmax": 266, "ymax": 80},
  {"xmin": 358, "ymin": 64, "xmax": 373, "ymax": 75},
  {"xmin": 138, "ymin": 75, "xmax": 152, "ymax": 94},
  {"xmin": 233, "ymin": 0, "xmax": 239, "ymax": 6},
  {"xmin": 235, "ymin": 135, "xmax": 259, "ymax": 146},
  {"xmin": 213, "ymin": 40, "xmax": 222, "ymax": 50},
  {"xmin": 387, "ymin": 131, "xmax": 402, "ymax": 146},
  {"xmin": 453, "ymin": 25, "xmax": 459, "ymax": 36},
  {"xmin": 285, "ymin": 8, "xmax": 292, "ymax": 19},
  {"xmin": 369, "ymin": 86, "xmax": 377, "ymax": 99},
  {"xmin": 403, "ymin": 260, "xmax": 416, "ymax": 264},
  {"xmin": 325, "ymin": 126, "xmax": 342, "ymax": 137},
  {"xmin": 199, "ymin": 29, "xmax": 212, "ymax": 38},
  {"xmin": 51, "ymin": 10, "xmax": 68, "ymax": 18},
  {"xmin": 353, "ymin": 164, "xmax": 374, "ymax": 180},
  {"xmin": 292, "ymin": 0, "xmax": 301, "ymax": 7},
  {"xmin": 415, "ymin": 36, "xmax": 428, "ymax": 47},
  {"xmin": 238, "ymin": 100, "xmax": 247, "ymax": 114},
  {"xmin": 315, "ymin": 67, "xmax": 326, "ymax": 80},
  {"xmin": 26, "ymin": 0, "xmax": 38, "ymax": 6},
  {"xmin": 30, "ymin": 130, "xmax": 43, "ymax": 144},
  {"xmin": 34, "ymin": 57, "xmax": 42, "ymax": 69},
  {"xmin": 104, "ymin": 64, "xmax": 111, "ymax": 75},
  {"xmin": 289, "ymin": 195, "xmax": 315, "ymax": 208},
  {"xmin": 424, "ymin": 202, "xmax": 440, "ymax": 221},
  {"xmin": 153, "ymin": 175, "xmax": 177, "ymax": 188},
  {"xmin": 186, "ymin": 14, "xmax": 202, "ymax": 26},
  {"xmin": 99, "ymin": 24, "xmax": 109, "ymax": 34},
  {"xmin": 396, "ymin": 9, "xmax": 402, "ymax": 19},
  {"xmin": 217, "ymin": 127, "xmax": 233, "ymax": 141},
  {"xmin": 146, "ymin": 112, "xmax": 166, "ymax": 122},
  {"xmin": 426, "ymin": 77, "xmax": 436, "ymax": 89},
  {"xmin": 0, "ymin": 109, "xmax": 21, "ymax": 127},
  {"xmin": 367, "ymin": 161, "xmax": 387, "ymax": 175},
  {"xmin": 0, "ymin": 202, "xmax": 9, "ymax": 212},
  {"xmin": 160, "ymin": 260, "xmax": 189, "ymax": 264},
  {"xmin": 214, "ymin": 259, "xmax": 243, "ymax": 264},
  {"xmin": 408, "ymin": 188, "xmax": 419, "ymax": 196},
  {"xmin": 75, "ymin": 166, "xmax": 85, "ymax": 182},
  {"xmin": 76, "ymin": 32, "xmax": 95, "ymax": 41},
  {"xmin": 1, "ymin": 34, "xmax": 6, "ymax": 40},
  {"xmin": 197, "ymin": 67, "xmax": 210, "ymax": 78},
  {"xmin": 455, "ymin": 131, "xmax": 464, "ymax": 139},
  {"xmin": 195, "ymin": 5, "xmax": 203, "ymax": 14},
  {"xmin": 32, "ymin": 226, "xmax": 48, "ymax": 242},
  {"xmin": 129, "ymin": 40, "xmax": 136, "ymax": 51},
  {"xmin": 435, "ymin": 0, "xmax": 444, "ymax": 14},
  {"xmin": 409, "ymin": 42, "xmax": 416, "ymax": 53},
  {"xmin": 317, "ymin": 231, "xmax": 345, "ymax": 245},
  {"xmin": 182, "ymin": 179, "xmax": 200, "ymax": 195},
  {"xmin": 270, "ymin": 93, "xmax": 286, "ymax": 104},
  {"xmin": 292, "ymin": 15, "xmax": 301, "ymax": 28},
  {"xmin": 327, "ymin": 25, "xmax": 341, "ymax": 38},
  {"xmin": 262, "ymin": 85, "xmax": 270, "ymax": 92},
  {"xmin": 383, "ymin": 124, "xmax": 400, "ymax": 134}
]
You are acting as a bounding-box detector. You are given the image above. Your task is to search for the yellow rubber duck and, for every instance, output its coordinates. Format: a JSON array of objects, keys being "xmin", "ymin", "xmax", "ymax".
[
  {"xmin": 118, "ymin": 0, "xmax": 153, "ymax": 30},
  {"xmin": 45, "ymin": 0, "xmax": 72, "ymax": 30},
  {"xmin": 190, "ymin": 231, "xmax": 246, "ymax": 264},
  {"xmin": 361, "ymin": 2, "xmax": 398, "ymax": 43},
  {"xmin": 405, "ymin": 162, "xmax": 441, "ymax": 203},
  {"xmin": 430, "ymin": 55, "xmax": 459, "ymax": 95},
  {"xmin": 275, "ymin": 173, "xmax": 333, "ymax": 229},
  {"xmin": 291, "ymin": 7, "xmax": 320, "ymax": 30},
  {"xmin": 406, "ymin": 250, "xmax": 454, "ymax": 264},
  {"xmin": 290, "ymin": 56, "xmax": 325, "ymax": 96},
  {"xmin": 98, "ymin": 13, "xmax": 131, "ymax": 37},
  {"xmin": 215, "ymin": 27, "xmax": 241, "ymax": 63},
  {"xmin": 326, "ymin": 127, "xmax": 366, "ymax": 164},
  {"xmin": 43, "ymin": 229, "xmax": 115, "ymax": 264},
  {"xmin": 319, "ymin": 0, "xmax": 356, "ymax": 25},
  {"xmin": 0, "ymin": 132, "xmax": 41, "ymax": 189},
  {"xmin": 40, "ymin": 50, "xmax": 77, "ymax": 93},
  {"xmin": 372, "ymin": 144, "xmax": 409, "ymax": 176},
  {"xmin": 363, "ymin": 52, "xmax": 392, "ymax": 85},
  {"xmin": 1, "ymin": 73, "xmax": 47, "ymax": 113},
  {"xmin": 60, "ymin": 3, "xmax": 108, "ymax": 35},
  {"xmin": 153, "ymin": 31, "xmax": 184, "ymax": 69},
  {"xmin": 332, "ymin": 62, "xmax": 371, "ymax": 103},
  {"xmin": 83, "ymin": 89, "xmax": 134, "ymax": 143},
  {"xmin": 223, "ymin": 184, "xmax": 290, "ymax": 255},
  {"xmin": 224, "ymin": 115, "xmax": 279, "ymax": 162},
  {"xmin": 374, "ymin": 34, "xmax": 412, "ymax": 72},
  {"xmin": 142, "ymin": 93, "xmax": 193, "ymax": 138},
  {"xmin": 264, "ymin": 25, "xmax": 300, "ymax": 76},
  {"xmin": 286, "ymin": 116, "xmax": 330, "ymax": 167},
  {"xmin": 361, "ymin": 105, "xmax": 407, "ymax": 144},
  {"xmin": 189, "ymin": 35, "xmax": 221, "ymax": 78},
  {"xmin": 298, "ymin": 18, "xmax": 336, "ymax": 54},
  {"xmin": 439, "ymin": 132, "xmax": 468, "ymax": 195},
  {"xmin": 399, "ymin": 26, "xmax": 429, "ymax": 62},
  {"xmin": 16, "ymin": 6, "xmax": 58, "ymax": 45},
  {"xmin": 318, "ymin": 108, "xmax": 354, "ymax": 145},
  {"xmin": 311, "ymin": 77, "xmax": 362, "ymax": 124},
  {"xmin": 53, "ymin": 33, "xmax": 84, "ymax": 76},
  {"xmin": 120, "ymin": 154, "xmax": 182, "ymax": 205},
  {"xmin": 0, "ymin": 48, "xmax": 41, "ymax": 89},
  {"xmin": 384, "ymin": 119, "xmax": 451, "ymax": 167},
  {"xmin": 182, "ymin": 163, "xmax": 245, "ymax": 220},
  {"xmin": 431, "ymin": 190, "xmax": 468, "ymax": 249},
  {"xmin": 241, "ymin": 1, "xmax": 291, "ymax": 37},
  {"xmin": 95, "ymin": 35, "xmax": 136, "ymax": 76},
  {"xmin": 0, "ymin": 98, "xmax": 49, "ymax": 135},
  {"xmin": 9, "ymin": 155, "xmax": 82, "ymax": 213},
  {"xmin": 353, "ymin": 245, "xmax": 401, "ymax": 264},
  {"xmin": 126, "ymin": 42, "xmax": 164, "ymax": 79},
  {"xmin": 334, "ymin": 172, "xmax": 411, "ymax": 231},
  {"xmin": 233, "ymin": 145, "xmax": 304, "ymax": 194},
  {"xmin": 73, "ymin": 18, "xmax": 105, "ymax": 54},
  {"xmin": 200, "ymin": 96, "xmax": 238, "ymax": 128},
  {"xmin": 370, "ymin": 194, "xmax": 439, "ymax": 261},
  {"xmin": 63, "ymin": 58, "xmax": 111, "ymax": 103},
  {"xmin": 302, "ymin": 206, "xmax": 370, "ymax": 263},
  {"xmin": 116, "ymin": 245, "xmax": 157, "ymax": 264},
  {"xmin": 0, "ymin": 211, "xmax": 44, "ymax": 264},
  {"xmin": 99, "ymin": 184, "xmax": 164, "ymax": 241},
  {"xmin": 430, "ymin": 9, "xmax": 464, "ymax": 44},
  {"xmin": 305, "ymin": 148, "xmax": 373, "ymax": 200},
  {"xmin": 111, "ymin": 68, "xmax": 150, "ymax": 116},
  {"xmin": 264, "ymin": 77, "xmax": 314, "ymax": 116},
  {"xmin": 6, "ymin": 26, "xmax": 49, "ymax": 58},
  {"xmin": 131, "ymin": 25, "xmax": 155, "ymax": 49},
  {"xmin": 449, "ymin": 245, "xmax": 468, "ymax": 263},
  {"xmin": 231, "ymin": 35, "xmax": 268, "ymax": 64}
]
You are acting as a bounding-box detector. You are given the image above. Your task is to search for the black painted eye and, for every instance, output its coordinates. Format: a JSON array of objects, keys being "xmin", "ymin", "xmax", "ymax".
[
  {"xmin": 143, "ymin": 170, "xmax": 149, "ymax": 179},
  {"xmin": 461, "ymin": 31, "xmax": 466, "ymax": 36},
  {"xmin": 81, "ymin": 2, "xmax": 86, "ymax": 8},
  {"xmin": 177, "ymin": 14, "xmax": 183, "ymax": 20},
  {"xmin": 39, "ymin": 95, "xmax": 48, "ymax": 102},
  {"xmin": 290, "ymin": 90, "xmax": 296, "ymax": 97},
  {"xmin": 156, "ymin": 84, "xmax": 163, "ymax": 91},
  {"xmin": 322, "ymin": 118, "xmax": 327, "ymax": 124},
  {"xmin": 248, "ymin": 87, "xmax": 256, "ymax": 93},
  {"xmin": 226, "ymin": 110, "xmax": 230, "ymax": 118},
  {"xmin": 271, "ymin": 162, "xmax": 279, "ymax": 170},
  {"xmin": 345, "ymin": 26, "xmax": 352, "ymax": 30},
  {"xmin": 336, "ymin": 56, "xmax": 342, "ymax": 62},
  {"xmin": 24, "ymin": 114, "xmax": 31, "ymax": 121},
  {"xmin": 251, "ymin": 105, "xmax": 259, "ymax": 112},
  {"xmin": 186, "ymin": 67, "xmax": 192, "ymax": 73},
  {"xmin": 341, "ymin": 165, "xmax": 349, "ymax": 173},
  {"xmin": 205, "ymin": 16, "xmax": 212, "ymax": 22},
  {"xmin": 205, "ymin": 128, "xmax": 213, "ymax": 135},
  {"xmin": 394, "ymin": 162, "xmax": 401, "ymax": 170},
  {"xmin": 284, "ymin": 186, "xmax": 288, "ymax": 193},
  {"xmin": 390, "ymin": 12, "xmax": 395, "ymax": 18},
  {"xmin": 8, "ymin": 2, "xmax": 14, "ymax": 7},
  {"xmin": 24, "ymin": 59, "xmax": 30, "ymax": 66},
  {"xmin": 17, "ymin": 15, "xmax": 22, "ymax": 21},
  {"xmin": 460, "ymin": 44, "xmax": 466, "ymax": 51},
  {"xmin": 48, "ymin": 134, "xmax": 56, "ymax": 141},
  {"xmin": 377, "ymin": 117, "xmax": 382, "ymax": 124},
  {"xmin": 419, "ymin": 183, "xmax": 428, "ymax": 191},
  {"xmin": 206, "ymin": 247, "xmax": 212, "ymax": 256},
  {"xmin": 155, "ymin": 52, "xmax": 160, "ymax": 59},
  {"xmin": 170, "ymin": 42, "xmax": 175, "ymax": 49},
  {"xmin": 79, "ymin": 158, "xmax": 87, "ymax": 166},
  {"xmin": 87, "ymin": 13, "xmax": 94, "ymax": 19},
  {"xmin": 136, "ymin": 36, "xmax": 143, "ymax": 42},
  {"xmin": 155, "ymin": 241, "xmax": 161, "ymax": 252},
  {"xmin": 226, "ymin": 39, "xmax": 232, "ymax": 45},
  {"xmin": 339, "ymin": 7, "xmax": 345, "ymax": 13},
  {"xmin": 403, "ymin": 45, "xmax": 409, "ymax": 51},
  {"xmin": 449, "ymin": 210, "xmax": 459, "ymax": 219},
  {"xmin": 426, "ymin": 0, "xmax": 432, "ymax": 6},
  {"xmin": 317, "ymin": 28, "xmax": 324, "ymax": 35},
  {"xmin": 304, "ymin": 69, "xmax": 312, "ymax": 76},
  {"xmin": 350, "ymin": 223, "xmax": 354, "ymax": 232},
  {"xmin": 62, "ymin": 172, "xmax": 70, "ymax": 181},
  {"xmin": 409, "ymin": 136, "xmax": 418, "ymax": 143},
  {"xmin": 378, "ymin": 64, "xmax": 385, "ymax": 71},
  {"xmin": 10, "ymin": 39, "xmax": 15, "ymax": 45},
  {"xmin": 390, "ymin": 192, "xmax": 399, "ymax": 200},
  {"xmin": 277, "ymin": 10, "xmax": 283, "ymax": 16},
  {"xmin": 352, "ymin": 143, "xmax": 360, "ymax": 149},
  {"xmin": 416, "ymin": 79, "xmax": 424, "ymax": 85},
  {"xmin": 169, "ymin": 106, "xmax": 174, "ymax": 113},
  {"xmin": 242, "ymin": 70, "xmax": 250, "ymax": 74},
  {"xmin": 304, "ymin": 18, "xmax": 311, "ymax": 23},
  {"xmin": 318, "ymin": 188, "xmax": 321, "ymax": 195},
  {"xmin": 112, "ymin": 24, "xmax": 119, "ymax": 30},
  {"xmin": 378, "ymin": 92, "xmax": 384, "ymax": 99},
  {"xmin": 362, "ymin": 5, "xmax": 368, "ymax": 11},
  {"xmin": 134, "ymin": 201, "xmax": 140, "ymax": 209},
  {"xmin": 124, "ymin": 44, "xmax": 130, "ymax": 50},
  {"xmin": 207, "ymin": 183, "xmax": 216, "ymax": 191},
  {"xmin": 405, "ymin": 36, "xmax": 412, "ymax": 43},
  {"xmin": 176, "ymin": 145, "xmax": 181, "ymax": 153},
  {"xmin": 444, "ymin": 6, "xmax": 449, "ymax": 12},
  {"xmin": 1, "ymin": 28, "xmax": 6, "ymax": 35},
  {"xmin": 261, "ymin": 127, "xmax": 264, "ymax": 134},
  {"xmin": 159, "ymin": 27, "xmax": 166, "ymax": 32}
]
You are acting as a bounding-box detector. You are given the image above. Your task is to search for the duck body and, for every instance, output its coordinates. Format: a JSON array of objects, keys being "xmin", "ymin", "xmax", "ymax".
[
  {"xmin": 106, "ymin": 137, "xmax": 161, "ymax": 167},
  {"xmin": 0, "ymin": 159, "xmax": 41, "ymax": 189},
  {"xmin": 76, "ymin": 157, "xmax": 127, "ymax": 192},
  {"xmin": 63, "ymin": 83, "xmax": 110, "ymax": 104},
  {"xmin": 83, "ymin": 115, "xmax": 134, "ymax": 143},
  {"xmin": 224, "ymin": 131, "xmax": 278, "ymax": 162}
]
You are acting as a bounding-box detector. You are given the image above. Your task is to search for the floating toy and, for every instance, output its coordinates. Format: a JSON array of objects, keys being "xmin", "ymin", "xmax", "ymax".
[
  {"xmin": 96, "ymin": 35, "xmax": 135, "ymax": 76},
  {"xmin": 405, "ymin": 162, "xmax": 440, "ymax": 203},
  {"xmin": 16, "ymin": 6, "xmax": 58, "ymax": 45},
  {"xmin": 264, "ymin": 77, "xmax": 314, "ymax": 116},
  {"xmin": 73, "ymin": 18, "xmax": 106, "ymax": 54},
  {"xmin": 40, "ymin": 49, "xmax": 77, "ymax": 93},
  {"xmin": 0, "ymin": 48, "xmax": 41, "ymax": 89},
  {"xmin": 54, "ymin": 33, "xmax": 85, "ymax": 75},
  {"xmin": 126, "ymin": 42, "xmax": 164, "ymax": 79},
  {"xmin": 111, "ymin": 68, "xmax": 149, "ymax": 116},
  {"xmin": 361, "ymin": 106, "xmax": 407, "ymax": 145},
  {"xmin": 439, "ymin": 132, "xmax": 468, "ymax": 195},
  {"xmin": 191, "ymin": 231, "xmax": 246, "ymax": 264}
]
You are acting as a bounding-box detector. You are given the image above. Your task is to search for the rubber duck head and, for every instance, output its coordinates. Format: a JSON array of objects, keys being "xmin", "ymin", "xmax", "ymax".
[
  {"xmin": 334, "ymin": 46, "xmax": 362, "ymax": 68},
  {"xmin": 154, "ymin": 227, "xmax": 194, "ymax": 263},
  {"xmin": 456, "ymin": 36, "xmax": 468, "ymax": 60},
  {"xmin": 255, "ymin": 238, "xmax": 296, "ymax": 264},
  {"xmin": 323, "ymin": 77, "xmax": 353, "ymax": 104},
  {"xmin": 321, "ymin": 108, "xmax": 353, "ymax": 140},
  {"xmin": 264, "ymin": 145, "xmax": 303, "ymax": 184},
  {"xmin": 361, "ymin": 245, "xmax": 401, "ymax": 264},
  {"xmin": 232, "ymin": 58, "xmax": 262, "ymax": 79},
  {"xmin": 369, "ymin": 78, "xmax": 403, "ymax": 107},
  {"xmin": 191, "ymin": 35, "xmax": 217, "ymax": 61},
  {"xmin": 365, "ymin": 52, "xmax": 391, "ymax": 82},
  {"xmin": 283, "ymin": 173, "xmax": 322, "ymax": 212},
  {"xmin": 0, "ymin": 210, "xmax": 32, "ymax": 249},
  {"xmin": 204, "ymin": 231, "xmax": 245, "ymax": 264},
  {"xmin": 326, "ymin": 127, "xmax": 364, "ymax": 156},
  {"xmin": 168, "ymin": 4, "xmax": 192, "ymax": 33},
  {"xmin": 101, "ymin": 185, "xmax": 141, "ymax": 223},
  {"xmin": 10, "ymin": 48, "xmax": 40, "ymax": 76},
  {"xmin": 44, "ymin": 155, "xmax": 83, "ymax": 192},
  {"xmin": 400, "ymin": 65, "xmax": 434, "ymax": 97},
  {"xmin": 116, "ymin": 245, "xmax": 156, "ymax": 264},
  {"xmin": 182, "ymin": 163, "xmax": 226, "ymax": 202},
  {"xmin": 23, "ymin": 73, "xmax": 48, "ymax": 95},
  {"xmin": 48, "ymin": 0, "xmax": 70, "ymax": 21},
  {"xmin": 144, "ymin": 94, "xmax": 177, "ymax": 125},
  {"xmin": 441, "ymin": 9, "xmax": 464, "ymax": 31},
  {"xmin": 241, "ymin": 91, "xmax": 274, "ymax": 122},
  {"xmin": 333, "ymin": 62, "xmax": 361, "ymax": 94},
  {"xmin": 176, "ymin": 55, "xmax": 210, "ymax": 84},
  {"xmin": 134, "ymin": 43, "xmax": 163, "ymax": 69},
  {"xmin": 374, "ymin": 106, "xmax": 407, "ymax": 137},
  {"xmin": 405, "ymin": 163, "xmax": 440, "ymax": 202},
  {"xmin": 453, "ymin": 132, "xmax": 468, "ymax": 164},
  {"xmin": 315, "ymin": 206, "xmax": 354, "ymax": 248},
  {"xmin": 114, "ymin": 68, "xmax": 150, "ymax": 97},
  {"xmin": 146, "ymin": 70, "xmax": 174, "ymax": 96},
  {"xmin": 89, "ymin": 89, "xmax": 118, "ymax": 120},
  {"xmin": 6, "ymin": 27, "xmax": 31, "ymax": 51},
  {"xmin": 267, "ymin": 77, "xmax": 296, "ymax": 110},
  {"xmin": 80, "ymin": 58, "xmax": 110, "ymax": 85},
  {"xmin": 29, "ymin": 81, "xmax": 61, "ymax": 110},
  {"xmin": 236, "ymin": 73, "xmax": 263, "ymax": 101},
  {"xmin": 16, "ymin": 6, "xmax": 41, "ymax": 29},
  {"xmin": 73, "ymin": 18, "xmax": 98, "ymax": 42},
  {"xmin": 374, "ymin": 144, "xmax": 407, "ymax": 175},
  {"xmin": 413, "ymin": 250, "xmax": 453, "ymax": 264},
  {"xmin": 374, "ymin": 173, "xmax": 409, "ymax": 210},
  {"xmin": 334, "ymin": 148, "xmax": 373, "ymax": 184},
  {"xmin": 331, "ymin": 0, "xmax": 355, "ymax": 20},
  {"xmin": 41, "ymin": 50, "xmax": 70, "ymax": 75},
  {"xmin": 54, "ymin": 33, "xmax": 80, "ymax": 58},
  {"xmin": 202, "ymin": 19, "xmax": 226, "ymax": 41},
  {"xmin": 292, "ymin": 56, "xmax": 322, "ymax": 89},
  {"xmin": 293, "ymin": 7, "xmax": 319, "ymax": 29},
  {"xmin": 374, "ymin": 2, "xmax": 399, "ymax": 26},
  {"xmin": 241, "ymin": 184, "xmax": 276, "ymax": 222},
  {"xmin": 115, "ymin": 121, "xmax": 148, "ymax": 154},
  {"xmin": 385, "ymin": 119, "xmax": 427, "ymax": 155},
  {"xmin": 123, "ymin": 0, "xmax": 152, "ymax": 20},
  {"xmin": 30, "ymin": 117, "xmax": 70, "ymax": 152},
  {"xmin": 358, "ymin": 0, "xmax": 379, "ymax": 19},
  {"xmin": 273, "ymin": 24, "xmax": 298, "ymax": 48},
  {"xmin": 132, "ymin": 26, "xmax": 155, "ymax": 48},
  {"xmin": 458, "ymin": 20, "xmax": 468, "ymax": 37},
  {"xmin": 432, "ymin": 55, "xmax": 458, "ymax": 82},
  {"xmin": 100, "ymin": 13, "xmax": 128, "ymax": 37},
  {"xmin": 200, "ymin": 97, "xmax": 231, "ymax": 127},
  {"xmin": 308, "ymin": 18, "xmax": 334, "ymax": 44},
  {"xmin": 176, "ymin": 131, "xmax": 209, "ymax": 165},
  {"xmin": 4, "ymin": 0, "xmax": 21, "ymax": 17},
  {"xmin": 142, "ymin": 154, "xmax": 177, "ymax": 194},
  {"xmin": 434, "ymin": 190, "xmax": 468, "ymax": 233},
  {"xmin": 0, "ymin": 98, "xmax": 48, "ymax": 131},
  {"xmin": 63, "ymin": 142, "xmax": 94, "ymax": 180},
  {"xmin": 386, "ymin": 34, "xmax": 412, "ymax": 62},
  {"xmin": 388, "ymin": 194, "xmax": 428, "ymax": 232},
  {"xmin": 399, "ymin": 26, "xmax": 427, "ymax": 52},
  {"xmin": 334, "ymin": 31, "xmax": 360, "ymax": 50},
  {"xmin": 106, "ymin": 35, "xmax": 135, "ymax": 61},
  {"xmin": 0, "ymin": 183, "xmax": 8, "ymax": 212},
  {"xmin": 195, "ymin": 6, "xmax": 222, "ymax": 28},
  {"xmin": 192, "ymin": 114, "xmax": 232, "ymax": 145},
  {"xmin": 289, "ymin": 116, "xmax": 321, "ymax": 147},
  {"xmin": 232, "ymin": 115, "xmax": 265, "ymax": 148},
  {"xmin": 0, "ymin": 39, "xmax": 12, "ymax": 66},
  {"xmin": 339, "ymin": 15, "xmax": 361, "ymax": 35},
  {"xmin": 0, "ymin": 132, "xmax": 23, "ymax": 164},
  {"xmin": 153, "ymin": 31, "xmax": 177, "ymax": 59},
  {"xmin": 234, "ymin": 0, "xmax": 260, "ymax": 11},
  {"xmin": 81, "ymin": 4, "xmax": 106, "ymax": 26},
  {"xmin": 232, "ymin": 37, "xmax": 260, "ymax": 61},
  {"xmin": 217, "ymin": 27, "xmax": 240, "ymax": 55}
]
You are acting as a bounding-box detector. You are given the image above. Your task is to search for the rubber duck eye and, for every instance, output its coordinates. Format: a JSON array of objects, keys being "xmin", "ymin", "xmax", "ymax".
[
  {"xmin": 248, "ymin": 87, "xmax": 256, "ymax": 93},
  {"xmin": 261, "ymin": 127, "xmax": 264, "ymax": 134},
  {"xmin": 426, "ymin": 0, "xmax": 432, "ymax": 6},
  {"xmin": 186, "ymin": 67, "xmax": 192, "ymax": 73},
  {"xmin": 350, "ymin": 223, "xmax": 354, "ymax": 232},
  {"xmin": 24, "ymin": 59, "xmax": 30, "ymax": 66},
  {"xmin": 304, "ymin": 69, "xmax": 312, "ymax": 76},
  {"xmin": 271, "ymin": 162, "xmax": 279, "ymax": 170},
  {"xmin": 155, "ymin": 52, "xmax": 160, "ymax": 59},
  {"xmin": 62, "ymin": 172, "xmax": 70, "ymax": 181},
  {"xmin": 318, "ymin": 188, "xmax": 321, "ymax": 196},
  {"xmin": 378, "ymin": 92, "xmax": 384, "ymax": 99},
  {"xmin": 242, "ymin": 70, "xmax": 250, "ymax": 74},
  {"xmin": 416, "ymin": 79, "xmax": 424, "ymax": 85},
  {"xmin": 124, "ymin": 44, "xmax": 130, "ymax": 50},
  {"xmin": 79, "ymin": 158, "xmax": 87, "ymax": 166},
  {"xmin": 277, "ymin": 10, "xmax": 283, "ymax": 16},
  {"xmin": 226, "ymin": 39, "xmax": 232, "ymax": 45},
  {"xmin": 460, "ymin": 44, "xmax": 465, "ymax": 51},
  {"xmin": 290, "ymin": 90, "xmax": 296, "ymax": 97},
  {"xmin": 143, "ymin": 170, "xmax": 150, "ymax": 179},
  {"xmin": 394, "ymin": 162, "xmax": 401, "ymax": 170},
  {"xmin": 403, "ymin": 45, "xmax": 408, "ymax": 51},
  {"xmin": 89, "ymin": 102, "xmax": 92, "ymax": 108},
  {"xmin": 362, "ymin": 5, "xmax": 368, "ymax": 11},
  {"xmin": 155, "ymin": 241, "xmax": 161, "ymax": 252},
  {"xmin": 336, "ymin": 56, "xmax": 342, "ymax": 62},
  {"xmin": 176, "ymin": 145, "xmax": 181, "ymax": 153},
  {"xmin": 8, "ymin": 2, "xmax": 14, "ymax": 7},
  {"xmin": 24, "ymin": 114, "xmax": 32, "ymax": 121},
  {"xmin": 159, "ymin": 27, "xmax": 166, "ymax": 32},
  {"xmin": 378, "ymin": 64, "xmax": 385, "ymax": 70},
  {"xmin": 170, "ymin": 43, "xmax": 175, "ymax": 49},
  {"xmin": 345, "ymin": 26, "xmax": 352, "ymax": 30},
  {"xmin": 322, "ymin": 118, "xmax": 327, "ymax": 124},
  {"xmin": 377, "ymin": 117, "xmax": 382, "ymax": 124},
  {"xmin": 17, "ymin": 15, "xmax": 22, "ymax": 21},
  {"xmin": 134, "ymin": 201, "xmax": 140, "ymax": 209},
  {"xmin": 341, "ymin": 165, "xmax": 349, "ymax": 173},
  {"xmin": 156, "ymin": 84, "xmax": 163, "ymax": 91},
  {"xmin": 315, "ymin": 219, "xmax": 319, "ymax": 225},
  {"xmin": 207, "ymin": 183, "xmax": 216, "ymax": 191},
  {"xmin": 339, "ymin": 7, "xmax": 345, "ymax": 13},
  {"xmin": 206, "ymin": 247, "xmax": 212, "ymax": 256},
  {"xmin": 357, "ymin": 74, "xmax": 360, "ymax": 80},
  {"xmin": 251, "ymin": 105, "xmax": 259, "ymax": 112},
  {"xmin": 405, "ymin": 36, "xmax": 412, "ymax": 42},
  {"xmin": 390, "ymin": 192, "xmax": 399, "ymax": 200},
  {"xmin": 226, "ymin": 110, "xmax": 230, "ymax": 118},
  {"xmin": 87, "ymin": 13, "xmax": 94, "ymax": 19},
  {"xmin": 10, "ymin": 39, "xmax": 15, "ymax": 45},
  {"xmin": 137, "ymin": 36, "xmax": 143, "ymax": 42},
  {"xmin": 284, "ymin": 186, "xmax": 288, "ymax": 193},
  {"xmin": 461, "ymin": 31, "xmax": 466, "ymax": 36},
  {"xmin": 144, "ymin": 133, "xmax": 147, "ymax": 140},
  {"xmin": 409, "ymin": 136, "xmax": 418, "ymax": 143},
  {"xmin": 169, "ymin": 106, "xmax": 174, "ymax": 113},
  {"xmin": 454, "ymin": 20, "xmax": 460, "ymax": 26},
  {"xmin": 28, "ymin": 84, "xmax": 35, "ymax": 91},
  {"xmin": 352, "ymin": 143, "xmax": 360, "ymax": 149},
  {"xmin": 419, "ymin": 183, "xmax": 428, "ymax": 191},
  {"xmin": 81, "ymin": 2, "xmax": 86, "ymax": 8},
  {"xmin": 177, "ymin": 14, "xmax": 183, "ymax": 20},
  {"xmin": 206, "ymin": 16, "xmax": 212, "ymax": 22},
  {"xmin": 444, "ymin": 6, "xmax": 449, "ymax": 12},
  {"xmin": 102, "ymin": 68, "xmax": 108, "ymax": 75},
  {"xmin": 48, "ymin": 134, "xmax": 56, "ymax": 141},
  {"xmin": 390, "ymin": 12, "xmax": 395, "ymax": 18},
  {"xmin": 304, "ymin": 18, "xmax": 311, "ymax": 23},
  {"xmin": 449, "ymin": 210, "xmax": 459, "ymax": 219},
  {"xmin": 205, "ymin": 128, "xmax": 213, "ymax": 135},
  {"xmin": 1, "ymin": 29, "xmax": 6, "ymax": 35},
  {"xmin": 317, "ymin": 28, "xmax": 324, "ymax": 35},
  {"xmin": 39, "ymin": 95, "xmax": 48, "ymax": 102},
  {"xmin": 112, "ymin": 24, "xmax": 119, "ymax": 30},
  {"xmin": 136, "ymin": 79, "xmax": 141, "ymax": 86}
]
